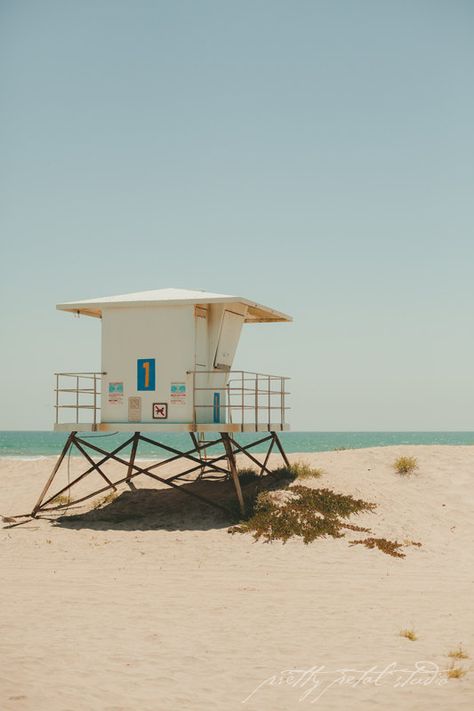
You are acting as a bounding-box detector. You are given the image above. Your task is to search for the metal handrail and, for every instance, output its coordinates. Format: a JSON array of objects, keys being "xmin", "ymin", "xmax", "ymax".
[
  {"xmin": 189, "ymin": 369, "xmax": 290, "ymax": 428},
  {"xmin": 54, "ymin": 369, "xmax": 290, "ymax": 429},
  {"xmin": 195, "ymin": 369, "xmax": 290, "ymax": 380},
  {"xmin": 54, "ymin": 371, "xmax": 104, "ymax": 377},
  {"xmin": 55, "ymin": 372, "xmax": 105, "ymax": 426}
]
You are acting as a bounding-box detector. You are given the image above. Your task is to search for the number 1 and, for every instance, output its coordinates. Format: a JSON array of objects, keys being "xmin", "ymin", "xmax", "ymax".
[
  {"xmin": 142, "ymin": 361, "xmax": 150, "ymax": 388},
  {"xmin": 137, "ymin": 358, "xmax": 155, "ymax": 391}
]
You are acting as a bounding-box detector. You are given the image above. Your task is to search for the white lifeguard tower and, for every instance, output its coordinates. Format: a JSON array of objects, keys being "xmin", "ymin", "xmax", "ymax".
[{"xmin": 32, "ymin": 288, "xmax": 292, "ymax": 517}]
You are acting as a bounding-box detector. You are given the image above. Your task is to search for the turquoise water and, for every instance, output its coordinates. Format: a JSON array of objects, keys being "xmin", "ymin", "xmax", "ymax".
[{"xmin": 1, "ymin": 431, "xmax": 473, "ymax": 458}]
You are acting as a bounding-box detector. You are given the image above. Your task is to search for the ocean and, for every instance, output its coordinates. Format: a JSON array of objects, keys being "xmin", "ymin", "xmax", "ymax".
[{"xmin": 1, "ymin": 431, "xmax": 473, "ymax": 458}]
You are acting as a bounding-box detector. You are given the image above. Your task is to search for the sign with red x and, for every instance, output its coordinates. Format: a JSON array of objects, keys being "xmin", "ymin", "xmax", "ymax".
[{"xmin": 152, "ymin": 403, "xmax": 168, "ymax": 419}]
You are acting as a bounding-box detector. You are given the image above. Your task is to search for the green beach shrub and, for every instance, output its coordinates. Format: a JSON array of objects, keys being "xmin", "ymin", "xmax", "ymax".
[
  {"xmin": 287, "ymin": 462, "xmax": 325, "ymax": 480},
  {"xmin": 229, "ymin": 465, "xmax": 422, "ymax": 557},
  {"xmin": 350, "ymin": 537, "xmax": 407, "ymax": 558},
  {"xmin": 230, "ymin": 484, "xmax": 376, "ymax": 545}
]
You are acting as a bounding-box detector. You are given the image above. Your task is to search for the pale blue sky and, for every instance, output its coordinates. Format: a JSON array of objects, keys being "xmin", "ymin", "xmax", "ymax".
[{"xmin": 1, "ymin": 0, "xmax": 473, "ymax": 430}]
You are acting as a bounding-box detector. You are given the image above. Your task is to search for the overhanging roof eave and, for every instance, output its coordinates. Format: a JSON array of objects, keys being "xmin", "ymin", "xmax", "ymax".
[{"xmin": 56, "ymin": 293, "xmax": 292, "ymax": 322}]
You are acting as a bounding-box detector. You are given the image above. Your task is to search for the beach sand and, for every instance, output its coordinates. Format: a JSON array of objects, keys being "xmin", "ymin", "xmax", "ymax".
[{"xmin": 1, "ymin": 445, "xmax": 473, "ymax": 710}]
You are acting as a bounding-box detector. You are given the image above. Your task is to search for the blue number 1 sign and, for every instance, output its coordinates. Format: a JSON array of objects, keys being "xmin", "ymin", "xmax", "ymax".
[{"xmin": 137, "ymin": 358, "xmax": 156, "ymax": 391}]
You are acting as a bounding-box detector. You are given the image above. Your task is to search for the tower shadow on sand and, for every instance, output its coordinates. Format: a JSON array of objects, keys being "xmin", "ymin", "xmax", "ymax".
[{"xmin": 52, "ymin": 472, "xmax": 283, "ymax": 532}]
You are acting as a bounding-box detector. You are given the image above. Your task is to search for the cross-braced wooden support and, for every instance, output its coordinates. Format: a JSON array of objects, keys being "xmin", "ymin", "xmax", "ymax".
[{"xmin": 31, "ymin": 431, "xmax": 290, "ymax": 519}]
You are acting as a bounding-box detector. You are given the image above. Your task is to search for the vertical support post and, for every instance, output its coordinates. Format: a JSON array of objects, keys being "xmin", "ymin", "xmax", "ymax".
[
  {"xmin": 221, "ymin": 432, "xmax": 245, "ymax": 516},
  {"xmin": 126, "ymin": 432, "xmax": 140, "ymax": 490},
  {"xmin": 241, "ymin": 372, "xmax": 244, "ymax": 427},
  {"xmin": 31, "ymin": 432, "xmax": 76, "ymax": 515},
  {"xmin": 190, "ymin": 432, "xmax": 206, "ymax": 479},
  {"xmin": 259, "ymin": 433, "xmax": 275, "ymax": 476}
]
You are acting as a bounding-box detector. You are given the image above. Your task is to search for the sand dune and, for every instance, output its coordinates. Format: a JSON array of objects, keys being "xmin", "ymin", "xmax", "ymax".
[{"xmin": 1, "ymin": 445, "xmax": 473, "ymax": 710}]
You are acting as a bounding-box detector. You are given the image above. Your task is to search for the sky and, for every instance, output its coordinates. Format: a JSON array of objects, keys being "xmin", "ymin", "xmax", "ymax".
[{"xmin": 1, "ymin": 0, "xmax": 473, "ymax": 431}]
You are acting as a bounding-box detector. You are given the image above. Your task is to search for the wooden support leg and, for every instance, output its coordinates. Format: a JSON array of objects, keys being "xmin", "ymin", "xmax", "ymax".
[
  {"xmin": 32, "ymin": 430, "xmax": 282, "ymax": 520},
  {"xmin": 126, "ymin": 432, "xmax": 140, "ymax": 490},
  {"xmin": 259, "ymin": 434, "xmax": 275, "ymax": 477},
  {"xmin": 31, "ymin": 432, "xmax": 76, "ymax": 516},
  {"xmin": 272, "ymin": 432, "xmax": 290, "ymax": 468},
  {"xmin": 73, "ymin": 437, "xmax": 117, "ymax": 491},
  {"xmin": 190, "ymin": 432, "xmax": 205, "ymax": 479},
  {"xmin": 221, "ymin": 432, "xmax": 245, "ymax": 516},
  {"xmin": 228, "ymin": 434, "xmax": 274, "ymax": 477},
  {"xmin": 39, "ymin": 435, "xmax": 135, "ymax": 510}
]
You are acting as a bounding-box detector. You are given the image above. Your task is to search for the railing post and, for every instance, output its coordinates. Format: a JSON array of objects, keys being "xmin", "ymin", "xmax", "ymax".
[
  {"xmin": 55, "ymin": 373, "xmax": 59, "ymax": 425},
  {"xmin": 255, "ymin": 374, "xmax": 258, "ymax": 431},
  {"xmin": 281, "ymin": 377, "xmax": 284, "ymax": 427},
  {"xmin": 93, "ymin": 374, "xmax": 97, "ymax": 427},
  {"xmin": 76, "ymin": 375, "xmax": 79, "ymax": 424},
  {"xmin": 226, "ymin": 380, "xmax": 231, "ymax": 424},
  {"xmin": 241, "ymin": 371, "xmax": 244, "ymax": 427},
  {"xmin": 267, "ymin": 375, "xmax": 271, "ymax": 428}
]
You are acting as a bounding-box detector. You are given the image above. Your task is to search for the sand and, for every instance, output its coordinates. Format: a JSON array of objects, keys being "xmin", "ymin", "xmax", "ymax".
[{"xmin": 1, "ymin": 445, "xmax": 473, "ymax": 710}]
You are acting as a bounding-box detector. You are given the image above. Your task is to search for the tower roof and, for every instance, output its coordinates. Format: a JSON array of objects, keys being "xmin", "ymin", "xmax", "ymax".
[{"xmin": 57, "ymin": 288, "xmax": 292, "ymax": 323}]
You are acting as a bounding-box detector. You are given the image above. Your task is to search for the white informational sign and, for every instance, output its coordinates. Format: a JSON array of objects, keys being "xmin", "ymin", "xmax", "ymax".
[
  {"xmin": 170, "ymin": 382, "xmax": 186, "ymax": 405},
  {"xmin": 108, "ymin": 382, "xmax": 124, "ymax": 404},
  {"xmin": 128, "ymin": 396, "xmax": 141, "ymax": 422}
]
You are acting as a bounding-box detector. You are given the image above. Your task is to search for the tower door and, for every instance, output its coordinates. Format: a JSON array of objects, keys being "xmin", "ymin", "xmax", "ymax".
[{"xmin": 214, "ymin": 310, "xmax": 244, "ymax": 370}]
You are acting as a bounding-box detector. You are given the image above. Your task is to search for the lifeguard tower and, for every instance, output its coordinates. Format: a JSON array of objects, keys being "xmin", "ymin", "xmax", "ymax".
[{"xmin": 32, "ymin": 288, "xmax": 292, "ymax": 517}]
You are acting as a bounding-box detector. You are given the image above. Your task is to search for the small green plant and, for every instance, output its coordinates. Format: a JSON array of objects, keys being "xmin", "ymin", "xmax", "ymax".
[
  {"xmin": 290, "ymin": 462, "xmax": 325, "ymax": 480},
  {"xmin": 94, "ymin": 492, "xmax": 118, "ymax": 509},
  {"xmin": 350, "ymin": 538, "xmax": 422, "ymax": 557},
  {"xmin": 400, "ymin": 628, "xmax": 418, "ymax": 641},
  {"xmin": 350, "ymin": 537, "xmax": 407, "ymax": 558},
  {"xmin": 262, "ymin": 464, "xmax": 323, "ymax": 482},
  {"xmin": 235, "ymin": 466, "xmax": 323, "ymax": 486},
  {"xmin": 237, "ymin": 469, "xmax": 260, "ymax": 484},
  {"xmin": 448, "ymin": 645, "xmax": 469, "ymax": 660},
  {"xmin": 50, "ymin": 494, "xmax": 71, "ymax": 506},
  {"xmin": 393, "ymin": 456, "xmax": 418, "ymax": 475},
  {"xmin": 340, "ymin": 523, "xmax": 372, "ymax": 533},
  {"xmin": 446, "ymin": 663, "xmax": 467, "ymax": 679}
]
